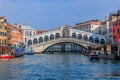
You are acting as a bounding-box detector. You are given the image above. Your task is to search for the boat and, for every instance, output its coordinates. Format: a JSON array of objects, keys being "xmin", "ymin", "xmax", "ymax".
[
  {"xmin": 0, "ymin": 47, "xmax": 25, "ymax": 59},
  {"xmin": 0, "ymin": 54, "xmax": 25, "ymax": 58},
  {"xmin": 0, "ymin": 54, "xmax": 14, "ymax": 58},
  {"xmin": 13, "ymin": 53, "xmax": 25, "ymax": 58},
  {"xmin": 89, "ymin": 52, "xmax": 100, "ymax": 60},
  {"xmin": 14, "ymin": 47, "xmax": 25, "ymax": 57},
  {"xmin": 25, "ymin": 46, "xmax": 34, "ymax": 55}
]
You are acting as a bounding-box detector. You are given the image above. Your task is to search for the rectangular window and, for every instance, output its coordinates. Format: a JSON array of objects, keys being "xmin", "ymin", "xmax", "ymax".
[{"xmin": 117, "ymin": 29, "xmax": 120, "ymax": 34}]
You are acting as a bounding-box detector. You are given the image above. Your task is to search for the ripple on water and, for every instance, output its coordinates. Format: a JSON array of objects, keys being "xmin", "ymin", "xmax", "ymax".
[{"xmin": 0, "ymin": 53, "xmax": 120, "ymax": 80}]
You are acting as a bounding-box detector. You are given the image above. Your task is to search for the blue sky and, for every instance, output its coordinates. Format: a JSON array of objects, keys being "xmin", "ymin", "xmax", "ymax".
[{"xmin": 0, "ymin": 0, "xmax": 120, "ymax": 30}]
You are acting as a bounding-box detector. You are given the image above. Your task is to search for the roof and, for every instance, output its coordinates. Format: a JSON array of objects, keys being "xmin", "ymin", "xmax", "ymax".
[
  {"xmin": 73, "ymin": 20, "xmax": 102, "ymax": 28},
  {"xmin": 22, "ymin": 25, "xmax": 35, "ymax": 30},
  {"xmin": 0, "ymin": 16, "xmax": 6, "ymax": 19}
]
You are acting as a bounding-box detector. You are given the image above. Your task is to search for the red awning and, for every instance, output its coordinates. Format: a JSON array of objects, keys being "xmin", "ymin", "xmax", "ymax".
[{"xmin": 0, "ymin": 46, "xmax": 9, "ymax": 50}]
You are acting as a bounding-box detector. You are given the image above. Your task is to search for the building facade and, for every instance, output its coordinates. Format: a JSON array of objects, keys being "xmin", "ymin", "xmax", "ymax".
[
  {"xmin": 101, "ymin": 10, "xmax": 120, "ymax": 43},
  {"xmin": 0, "ymin": 16, "xmax": 12, "ymax": 46},
  {"xmin": 22, "ymin": 25, "xmax": 36, "ymax": 44},
  {"xmin": 101, "ymin": 18, "xmax": 110, "ymax": 43},
  {"xmin": 73, "ymin": 20, "xmax": 102, "ymax": 34},
  {"xmin": 113, "ymin": 20, "xmax": 120, "ymax": 42},
  {"xmin": 11, "ymin": 25, "xmax": 23, "ymax": 47}
]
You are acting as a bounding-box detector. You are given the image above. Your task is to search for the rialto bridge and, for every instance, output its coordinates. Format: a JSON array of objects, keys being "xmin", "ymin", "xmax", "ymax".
[{"xmin": 26, "ymin": 25, "xmax": 106, "ymax": 53}]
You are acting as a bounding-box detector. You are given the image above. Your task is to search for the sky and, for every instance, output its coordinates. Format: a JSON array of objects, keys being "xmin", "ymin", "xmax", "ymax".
[{"xmin": 0, "ymin": 0, "xmax": 120, "ymax": 30}]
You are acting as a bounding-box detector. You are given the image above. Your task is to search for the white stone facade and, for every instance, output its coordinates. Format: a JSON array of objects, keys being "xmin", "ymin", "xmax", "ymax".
[
  {"xmin": 22, "ymin": 25, "xmax": 36, "ymax": 44},
  {"xmin": 73, "ymin": 20, "xmax": 102, "ymax": 34},
  {"xmin": 27, "ymin": 25, "xmax": 106, "ymax": 45}
]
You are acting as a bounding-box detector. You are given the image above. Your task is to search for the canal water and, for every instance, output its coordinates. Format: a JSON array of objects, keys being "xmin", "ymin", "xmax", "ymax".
[{"xmin": 1, "ymin": 53, "xmax": 120, "ymax": 80}]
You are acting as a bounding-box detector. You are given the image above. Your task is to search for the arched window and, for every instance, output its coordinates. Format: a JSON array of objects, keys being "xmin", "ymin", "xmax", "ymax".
[
  {"xmin": 55, "ymin": 33, "xmax": 60, "ymax": 38},
  {"xmin": 89, "ymin": 36, "xmax": 93, "ymax": 42},
  {"xmin": 100, "ymin": 39, "xmax": 105, "ymax": 44},
  {"xmin": 95, "ymin": 38, "xmax": 99, "ymax": 44},
  {"xmin": 84, "ymin": 35, "xmax": 88, "ymax": 41},
  {"xmin": 28, "ymin": 40, "xmax": 32, "ymax": 45},
  {"xmin": 50, "ymin": 34, "xmax": 54, "ymax": 40},
  {"xmin": 72, "ymin": 33, "xmax": 76, "ymax": 38},
  {"xmin": 39, "ymin": 37, "xmax": 43, "ymax": 43},
  {"xmin": 44, "ymin": 36, "xmax": 49, "ymax": 41},
  {"xmin": 78, "ymin": 34, "xmax": 82, "ymax": 39},
  {"xmin": 33, "ymin": 38, "xmax": 38, "ymax": 44}
]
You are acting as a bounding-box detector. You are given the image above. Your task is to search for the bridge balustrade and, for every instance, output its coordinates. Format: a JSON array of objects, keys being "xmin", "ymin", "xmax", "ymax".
[{"xmin": 31, "ymin": 37, "xmax": 99, "ymax": 47}]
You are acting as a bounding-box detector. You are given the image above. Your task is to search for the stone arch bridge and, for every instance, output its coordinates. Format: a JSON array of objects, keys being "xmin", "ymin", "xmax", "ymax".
[{"xmin": 26, "ymin": 25, "xmax": 106, "ymax": 53}]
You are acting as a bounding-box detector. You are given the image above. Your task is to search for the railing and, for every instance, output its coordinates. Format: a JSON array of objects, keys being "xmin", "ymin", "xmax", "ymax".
[{"xmin": 31, "ymin": 37, "xmax": 98, "ymax": 47}]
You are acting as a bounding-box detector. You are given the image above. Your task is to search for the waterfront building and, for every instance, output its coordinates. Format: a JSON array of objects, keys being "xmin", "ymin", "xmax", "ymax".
[
  {"xmin": 110, "ymin": 10, "xmax": 120, "ymax": 43},
  {"xmin": 0, "ymin": 16, "xmax": 12, "ymax": 54},
  {"xmin": 11, "ymin": 25, "xmax": 23, "ymax": 47},
  {"xmin": 73, "ymin": 20, "xmax": 102, "ymax": 34},
  {"xmin": 0, "ymin": 16, "xmax": 12, "ymax": 46},
  {"xmin": 113, "ymin": 20, "xmax": 120, "ymax": 42},
  {"xmin": 0, "ymin": 16, "xmax": 7, "ymax": 24},
  {"xmin": 0, "ymin": 23, "xmax": 8, "ymax": 46},
  {"xmin": 101, "ymin": 17, "xmax": 110, "ymax": 43},
  {"xmin": 22, "ymin": 25, "xmax": 36, "ymax": 44},
  {"xmin": 101, "ymin": 10, "xmax": 120, "ymax": 43}
]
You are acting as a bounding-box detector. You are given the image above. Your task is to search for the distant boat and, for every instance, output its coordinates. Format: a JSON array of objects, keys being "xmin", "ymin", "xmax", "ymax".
[
  {"xmin": 25, "ymin": 46, "xmax": 34, "ymax": 55},
  {"xmin": 89, "ymin": 52, "xmax": 100, "ymax": 60}
]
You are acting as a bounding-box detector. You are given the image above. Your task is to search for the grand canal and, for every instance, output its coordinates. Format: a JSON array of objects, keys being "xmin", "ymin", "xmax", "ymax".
[{"xmin": 0, "ymin": 53, "xmax": 120, "ymax": 80}]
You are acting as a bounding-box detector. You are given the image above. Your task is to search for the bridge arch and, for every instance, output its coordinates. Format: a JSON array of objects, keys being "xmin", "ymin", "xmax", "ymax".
[
  {"xmin": 39, "ymin": 37, "xmax": 43, "ymax": 43},
  {"xmin": 95, "ymin": 37, "xmax": 99, "ymax": 44},
  {"xmin": 44, "ymin": 35, "xmax": 49, "ymax": 41},
  {"xmin": 44, "ymin": 42, "xmax": 88, "ymax": 52},
  {"xmin": 55, "ymin": 33, "xmax": 60, "ymax": 38},
  {"xmin": 89, "ymin": 36, "xmax": 93, "ymax": 42},
  {"xmin": 50, "ymin": 34, "xmax": 54, "ymax": 40},
  {"xmin": 78, "ymin": 34, "xmax": 82, "ymax": 39},
  {"xmin": 33, "ymin": 38, "xmax": 38, "ymax": 44},
  {"xmin": 83, "ymin": 35, "xmax": 88, "ymax": 41},
  {"xmin": 72, "ymin": 33, "xmax": 77, "ymax": 38},
  {"xmin": 28, "ymin": 39, "xmax": 32, "ymax": 45},
  {"xmin": 100, "ymin": 39, "xmax": 105, "ymax": 44}
]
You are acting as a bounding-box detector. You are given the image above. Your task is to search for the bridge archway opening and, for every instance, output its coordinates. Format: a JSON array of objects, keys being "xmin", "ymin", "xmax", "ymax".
[
  {"xmin": 39, "ymin": 37, "xmax": 43, "ymax": 43},
  {"xmin": 44, "ymin": 36, "xmax": 49, "ymax": 41},
  {"xmin": 50, "ymin": 34, "xmax": 54, "ymax": 40},
  {"xmin": 55, "ymin": 33, "xmax": 60, "ymax": 38},
  {"xmin": 33, "ymin": 38, "xmax": 38, "ymax": 44},
  {"xmin": 44, "ymin": 42, "xmax": 87, "ymax": 53},
  {"xmin": 83, "ymin": 35, "xmax": 88, "ymax": 41},
  {"xmin": 95, "ymin": 37, "xmax": 99, "ymax": 44},
  {"xmin": 89, "ymin": 36, "xmax": 93, "ymax": 42},
  {"xmin": 72, "ymin": 33, "xmax": 77, "ymax": 38},
  {"xmin": 100, "ymin": 39, "xmax": 105, "ymax": 44},
  {"xmin": 78, "ymin": 34, "xmax": 82, "ymax": 39},
  {"xmin": 28, "ymin": 40, "xmax": 32, "ymax": 45}
]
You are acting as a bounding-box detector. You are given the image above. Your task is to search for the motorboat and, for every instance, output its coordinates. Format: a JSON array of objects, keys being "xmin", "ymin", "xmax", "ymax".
[
  {"xmin": 89, "ymin": 52, "xmax": 100, "ymax": 60},
  {"xmin": 25, "ymin": 46, "xmax": 34, "ymax": 55},
  {"xmin": 0, "ymin": 54, "xmax": 14, "ymax": 58}
]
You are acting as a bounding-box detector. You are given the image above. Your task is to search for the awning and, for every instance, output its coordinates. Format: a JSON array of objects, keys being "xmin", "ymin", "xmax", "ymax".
[
  {"xmin": 0, "ymin": 46, "xmax": 9, "ymax": 50},
  {"xmin": 9, "ymin": 45, "xmax": 16, "ymax": 49}
]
